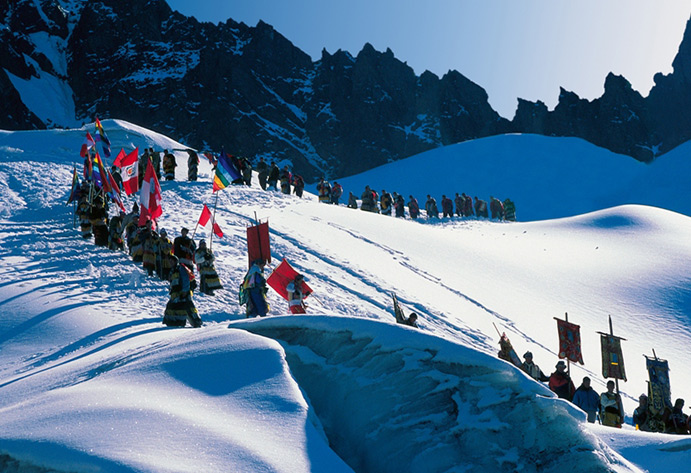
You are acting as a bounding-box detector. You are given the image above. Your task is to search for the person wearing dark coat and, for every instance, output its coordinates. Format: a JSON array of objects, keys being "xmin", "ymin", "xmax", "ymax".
[
  {"xmin": 150, "ymin": 148, "xmax": 161, "ymax": 180},
  {"xmin": 279, "ymin": 166, "xmax": 292, "ymax": 194},
  {"xmin": 268, "ymin": 162, "xmax": 280, "ymax": 190},
  {"xmin": 347, "ymin": 192, "xmax": 358, "ymax": 209},
  {"xmin": 331, "ymin": 181, "xmax": 343, "ymax": 205},
  {"xmin": 408, "ymin": 196, "xmax": 420, "ymax": 219},
  {"xmin": 292, "ymin": 174, "xmax": 305, "ymax": 198},
  {"xmin": 663, "ymin": 398, "xmax": 689, "ymax": 434},
  {"xmin": 548, "ymin": 360, "xmax": 576, "ymax": 401},
  {"xmin": 256, "ymin": 157, "xmax": 268, "ymax": 190},
  {"xmin": 173, "ymin": 227, "xmax": 196, "ymax": 272},
  {"xmin": 454, "ymin": 193, "xmax": 464, "ymax": 216},
  {"xmin": 474, "ymin": 196, "xmax": 488, "ymax": 218},
  {"xmin": 394, "ymin": 194, "xmax": 405, "ymax": 218},
  {"xmin": 241, "ymin": 157, "xmax": 252, "ymax": 186},
  {"xmin": 441, "ymin": 195, "xmax": 454, "ymax": 218},
  {"xmin": 163, "ymin": 256, "xmax": 201, "ymax": 328},
  {"xmin": 194, "ymin": 240, "xmax": 223, "ymax": 296},
  {"xmin": 632, "ymin": 394, "xmax": 651, "ymax": 431},
  {"xmin": 425, "ymin": 195, "xmax": 439, "ymax": 219},
  {"xmin": 187, "ymin": 150, "xmax": 199, "ymax": 181},
  {"xmin": 572, "ymin": 376, "xmax": 601, "ymax": 423},
  {"xmin": 111, "ymin": 166, "xmax": 123, "ymax": 191},
  {"xmin": 162, "ymin": 150, "xmax": 176, "ymax": 181}
]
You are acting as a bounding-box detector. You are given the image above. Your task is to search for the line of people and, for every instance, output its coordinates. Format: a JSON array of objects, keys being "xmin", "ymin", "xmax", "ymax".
[
  {"xmin": 516, "ymin": 350, "xmax": 691, "ymax": 434},
  {"xmin": 74, "ymin": 180, "xmax": 223, "ymax": 329}
]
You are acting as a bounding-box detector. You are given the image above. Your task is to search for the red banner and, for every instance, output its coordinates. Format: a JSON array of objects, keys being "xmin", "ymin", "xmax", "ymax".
[
  {"xmin": 247, "ymin": 221, "xmax": 271, "ymax": 266},
  {"xmin": 556, "ymin": 318, "xmax": 584, "ymax": 364}
]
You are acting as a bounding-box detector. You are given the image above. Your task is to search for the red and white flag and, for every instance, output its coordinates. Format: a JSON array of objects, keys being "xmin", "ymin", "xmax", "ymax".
[
  {"xmin": 80, "ymin": 132, "xmax": 96, "ymax": 157},
  {"xmin": 212, "ymin": 222, "xmax": 224, "ymax": 238},
  {"xmin": 119, "ymin": 147, "xmax": 139, "ymax": 196},
  {"xmin": 138, "ymin": 159, "xmax": 162, "ymax": 227}
]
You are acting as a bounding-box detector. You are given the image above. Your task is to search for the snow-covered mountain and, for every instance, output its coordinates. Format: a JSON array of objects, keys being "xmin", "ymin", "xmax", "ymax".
[
  {"xmin": 2, "ymin": 120, "xmax": 691, "ymax": 472},
  {"xmin": 3, "ymin": 1, "xmax": 691, "ymax": 181}
]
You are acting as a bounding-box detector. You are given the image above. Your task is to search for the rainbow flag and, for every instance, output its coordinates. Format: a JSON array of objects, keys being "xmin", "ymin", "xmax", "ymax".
[
  {"xmin": 212, "ymin": 150, "xmax": 241, "ymax": 193},
  {"xmin": 66, "ymin": 166, "xmax": 80, "ymax": 204},
  {"xmin": 92, "ymin": 153, "xmax": 112, "ymax": 194},
  {"xmin": 94, "ymin": 117, "xmax": 111, "ymax": 157}
]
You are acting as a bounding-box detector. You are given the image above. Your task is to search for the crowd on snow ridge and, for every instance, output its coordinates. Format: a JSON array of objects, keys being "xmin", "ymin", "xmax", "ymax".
[
  {"xmin": 227, "ymin": 155, "xmax": 518, "ymax": 222},
  {"xmin": 505, "ymin": 348, "xmax": 691, "ymax": 435}
]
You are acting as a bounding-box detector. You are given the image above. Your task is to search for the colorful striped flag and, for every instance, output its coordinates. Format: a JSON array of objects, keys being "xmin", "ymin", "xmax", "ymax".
[
  {"xmin": 94, "ymin": 117, "xmax": 111, "ymax": 157},
  {"xmin": 66, "ymin": 167, "xmax": 80, "ymax": 205},
  {"xmin": 92, "ymin": 153, "xmax": 112, "ymax": 194},
  {"xmin": 212, "ymin": 150, "xmax": 241, "ymax": 193}
]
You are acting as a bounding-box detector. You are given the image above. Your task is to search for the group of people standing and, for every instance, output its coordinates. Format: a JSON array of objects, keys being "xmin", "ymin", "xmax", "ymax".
[
  {"xmin": 348, "ymin": 185, "xmax": 516, "ymax": 222},
  {"xmin": 515, "ymin": 350, "xmax": 690, "ymax": 434}
]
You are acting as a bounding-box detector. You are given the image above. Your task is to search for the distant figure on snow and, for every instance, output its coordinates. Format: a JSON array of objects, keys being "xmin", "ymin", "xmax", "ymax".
[
  {"xmin": 187, "ymin": 149, "xmax": 199, "ymax": 181},
  {"xmin": 241, "ymin": 260, "xmax": 270, "ymax": 317},
  {"xmin": 286, "ymin": 273, "xmax": 308, "ymax": 314},
  {"xmin": 162, "ymin": 149, "xmax": 176, "ymax": 181},
  {"xmin": 520, "ymin": 351, "xmax": 549, "ymax": 382},
  {"xmin": 195, "ymin": 240, "xmax": 223, "ymax": 296}
]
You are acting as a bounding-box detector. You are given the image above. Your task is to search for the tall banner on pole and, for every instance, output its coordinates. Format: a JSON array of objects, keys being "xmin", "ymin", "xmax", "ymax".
[
  {"xmin": 247, "ymin": 221, "xmax": 270, "ymax": 266},
  {"xmin": 600, "ymin": 334, "xmax": 627, "ymax": 381},
  {"xmin": 555, "ymin": 317, "xmax": 584, "ymax": 364},
  {"xmin": 645, "ymin": 355, "xmax": 673, "ymax": 418}
]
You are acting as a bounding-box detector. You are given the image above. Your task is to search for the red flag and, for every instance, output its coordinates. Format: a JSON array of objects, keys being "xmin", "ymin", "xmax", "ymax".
[
  {"xmin": 139, "ymin": 159, "xmax": 162, "ymax": 226},
  {"xmin": 80, "ymin": 132, "xmax": 96, "ymax": 157},
  {"xmin": 266, "ymin": 259, "xmax": 312, "ymax": 301},
  {"xmin": 120, "ymin": 148, "xmax": 139, "ymax": 196},
  {"xmin": 198, "ymin": 205, "xmax": 212, "ymax": 227},
  {"xmin": 556, "ymin": 318, "xmax": 584, "ymax": 364},
  {"xmin": 112, "ymin": 148, "xmax": 127, "ymax": 167},
  {"xmin": 212, "ymin": 222, "xmax": 224, "ymax": 238},
  {"xmin": 247, "ymin": 221, "xmax": 271, "ymax": 266}
]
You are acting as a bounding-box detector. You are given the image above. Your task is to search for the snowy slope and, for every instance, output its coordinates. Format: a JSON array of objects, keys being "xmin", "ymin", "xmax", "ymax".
[
  {"xmin": 329, "ymin": 134, "xmax": 691, "ymax": 221},
  {"xmin": 1, "ymin": 120, "xmax": 691, "ymax": 472}
]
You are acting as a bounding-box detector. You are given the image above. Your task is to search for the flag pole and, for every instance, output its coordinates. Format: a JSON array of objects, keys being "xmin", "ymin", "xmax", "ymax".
[
  {"xmin": 210, "ymin": 192, "xmax": 219, "ymax": 251},
  {"xmin": 609, "ymin": 315, "xmax": 621, "ymax": 396},
  {"xmin": 72, "ymin": 165, "xmax": 77, "ymax": 229},
  {"xmin": 565, "ymin": 312, "xmax": 570, "ymax": 377},
  {"xmin": 254, "ymin": 211, "xmax": 264, "ymax": 266}
]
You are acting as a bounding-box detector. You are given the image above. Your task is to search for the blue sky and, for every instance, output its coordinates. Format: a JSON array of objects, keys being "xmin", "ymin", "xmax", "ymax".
[{"xmin": 167, "ymin": 0, "xmax": 691, "ymax": 118}]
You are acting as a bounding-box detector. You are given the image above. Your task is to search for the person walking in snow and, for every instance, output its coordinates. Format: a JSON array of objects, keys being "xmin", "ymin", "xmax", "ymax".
[
  {"xmin": 163, "ymin": 256, "xmax": 201, "ymax": 328},
  {"xmin": 110, "ymin": 165, "xmax": 123, "ymax": 191},
  {"xmin": 162, "ymin": 149, "xmax": 176, "ymax": 181},
  {"xmin": 360, "ymin": 186, "xmax": 376, "ymax": 212},
  {"xmin": 141, "ymin": 220, "xmax": 159, "ymax": 277},
  {"xmin": 347, "ymin": 192, "xmax": 358, "ymax": 209},
  {"xmin": 317, "ymin": 177, "xmax": 331, "ymax": 203},
  {"xmin": 548, "ymin": 360, "xmax": 576, "ymax": 401},
  {"xmin": 138, "ymin": 149, "xmax": 149, "ymax": 186},
  {"xmin": 503, "ymin": 198, "xmax": 516, "ymax": 221},
  {"xmin": 408, "ymin": 195, "xmax": 420, "ymax": 219},
  {"xmin": 600, "ymin": 380, "xmax": 625, "ymax": 428},
  {"xmin": 572, "ymin": 376, "xmax": 601, "ymax": 423},
  {"xmin": 187, "ymin": 149, "xmax": 199, "ymax": 181},
  {"xmin": 425, "ymin": 195, "xmax": 438, "ymax": 219},
  {"xmin": 194, "ymin": 240, "xmax": 223, "ymax": 296},
  {"xmin": 256, "ymin": 157, "xmax": 268, "ymax": 190},
  {"xmin": 462, "ymin": 193, "xmax": 474, "ymax": 217},
  {"xmin": 241, "ymin": 157, "xmax": 253, "ymax": 186},
  {"xmin": 268, "ymin": 161, "xmax": 280, "ymax": 190},
  {"xmin": 331, "ymin": 181, "xmax": 343, "ymax": 205},
  {"xmin": 108, "ymin": 212, "xmax": 125, "ymax": 251},
  {"xmin": 155, "ymin": 228, "xmax": 176, "ymax": 281},
  {"xmin": 520, "ymin": 351, "xmax": 549, "ymax": 382},
  {"xmin": 394, "ymin": 194, "xmax": 405, "ymax": 218},
  {"xmin": 280, "ymin": 166, "xmax": 292, "ymax": 195},
  {"xmin": 441, "ymin": 195, "xmax": 454, "ymax": 218},
  {"xmin": 173, "ymin": 227, "xmax": 196, "ymax": 272},
  {"xmin": 474, "ymin": 196, "xmax": 488, "ymax": 218},
  {"xmin": 292, "ymin": 174, "xmax": 305, "ymax": 198},
  {"xmin": 663, "ymin": 398, "xmax": 689, "ymax": 434},
  {"xmin": 633, "ymin": 394, "xmax": 651, "ymax": 431},
  {"xmin": 454, "ymin": 193, "xmax": 464, "ymax": 217},
  {"xmin": 380, "ymin": 190, "xmax": 393, "ymax": 216},
  {"xmin": 490, "ymin": 196, "xmax": 504, "ymax": 220},
  {"xmin": 241, "ymin": 260, "xmax": 270, "ymax": 317},
  {"xmin": 286, "ymin": 273, "xmax": 308, "ymax": 314}
]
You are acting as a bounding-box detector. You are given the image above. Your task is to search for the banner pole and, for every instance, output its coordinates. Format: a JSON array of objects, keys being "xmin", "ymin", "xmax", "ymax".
[
  {"xmin": 565, "ymin": 312, "xmax": 570, "ymax": 376},
  {"xmin": 210, "ymin": 192, "xmax": 219, "ymax": 252}
]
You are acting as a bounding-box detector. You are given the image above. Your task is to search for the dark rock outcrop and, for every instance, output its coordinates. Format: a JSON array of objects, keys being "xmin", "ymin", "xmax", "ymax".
[{"xmin": 2, "ymin": 0, "xmax": 691, "ymax": 179}]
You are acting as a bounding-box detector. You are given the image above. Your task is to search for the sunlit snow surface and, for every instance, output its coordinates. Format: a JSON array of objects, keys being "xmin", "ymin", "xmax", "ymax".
[{"xmin": 1, "ymin": 120, "xmax": 690, "ymax": 472}]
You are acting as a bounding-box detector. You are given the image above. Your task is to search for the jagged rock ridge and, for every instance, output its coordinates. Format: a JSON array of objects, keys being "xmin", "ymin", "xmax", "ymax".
[{"xmin": 2, "ymin": 0, "xmax": 690, "ymax": 179}]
